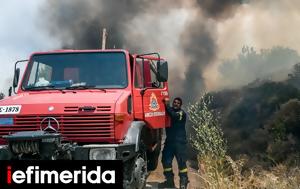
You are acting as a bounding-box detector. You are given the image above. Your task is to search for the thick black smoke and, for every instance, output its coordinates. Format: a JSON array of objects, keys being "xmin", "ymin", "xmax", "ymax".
[
  {"xmin": 179, "ymin": 0, "xmax": 242, "ymax": 103},
  {"xmin": 40, "ymin": 0, "xmax": 243, "ymax": 104},
  {"xmin": 180, "ymin": 21, "xmax": 216, "ymax": 102},
  {"xmin": 43, "ymin": 0, "xmax": 148, "ymax": 49},
  {"xmin": 42, "ymin": 0, "xmax": 182, "ymax": 51},
  {"xmin": 196, "ymin": 0, "xmax": 242, "ymax": 19}
]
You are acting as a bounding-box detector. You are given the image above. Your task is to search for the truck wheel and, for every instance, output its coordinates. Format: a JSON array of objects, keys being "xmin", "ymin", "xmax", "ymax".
[
  {"xmin": 123, "ymin": 153, "xmax": 147, "ymax": 189},
  {"xmin": 133, "ymin": 155, "xmax": 147, "ymax": 189}
]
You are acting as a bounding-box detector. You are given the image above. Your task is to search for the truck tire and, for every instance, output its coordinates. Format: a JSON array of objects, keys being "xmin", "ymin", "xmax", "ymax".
[
  {"xmin": 123, "ymin": 146, "xmax": 147, "ymax": 189},
  {"xmin": 133, "ymin": 155, "xmax": 147, "ymax": 189}
]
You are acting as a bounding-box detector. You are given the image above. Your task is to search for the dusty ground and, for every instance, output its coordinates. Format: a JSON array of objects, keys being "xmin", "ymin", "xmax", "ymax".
[{"xmin": 146, "ymin": 158, "xmax": 201, "ymax": 189}]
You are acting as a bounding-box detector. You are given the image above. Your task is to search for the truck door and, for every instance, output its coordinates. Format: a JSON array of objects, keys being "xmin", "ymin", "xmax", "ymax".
[{"xmin": 133, "ymin": 57, "xmax": 169, "ymax": 128}]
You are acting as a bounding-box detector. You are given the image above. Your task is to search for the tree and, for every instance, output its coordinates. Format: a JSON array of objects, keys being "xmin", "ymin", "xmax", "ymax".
[
  {"xmin": 287, "ymin": 63, "xmax": 300, "ymax": 89},
  {"xmin": 264, "ymin": 99, "xmax": 300, "ymax": 163}
]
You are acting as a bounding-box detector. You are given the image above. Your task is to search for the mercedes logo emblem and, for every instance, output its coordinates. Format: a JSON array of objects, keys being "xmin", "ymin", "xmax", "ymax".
[
  {"xmin": 48, "ymin": 106, "xmax": 54, "ymax": 111},
  {"xmin": 40, "ymin": 117, "xmax": 60, "ymax": 132}
]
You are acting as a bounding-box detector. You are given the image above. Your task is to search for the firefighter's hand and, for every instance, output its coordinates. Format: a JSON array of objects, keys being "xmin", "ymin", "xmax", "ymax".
[{"xmin": 163, "ymin": 97, "xmax": 170, "ymax": 105}]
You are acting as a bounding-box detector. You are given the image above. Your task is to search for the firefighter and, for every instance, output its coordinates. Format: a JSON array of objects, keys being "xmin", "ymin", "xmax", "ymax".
[{"xmin": 159, "ymin": 97, "xmax": 189, "ymax": 189}]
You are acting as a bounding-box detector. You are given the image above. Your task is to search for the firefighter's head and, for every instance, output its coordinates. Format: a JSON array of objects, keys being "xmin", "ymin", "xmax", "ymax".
[{"xmin": 173, "ymin": 97, "xmax": 182, "ymax": 110}]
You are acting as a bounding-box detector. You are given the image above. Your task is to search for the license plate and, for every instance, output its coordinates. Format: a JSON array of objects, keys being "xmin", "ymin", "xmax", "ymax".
[{"xmin": 0, "ymin": 105, "xmax": 21, "ymax": 114}]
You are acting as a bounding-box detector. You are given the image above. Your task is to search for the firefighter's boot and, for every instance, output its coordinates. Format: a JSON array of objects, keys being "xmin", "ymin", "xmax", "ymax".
[
  {"xmin": 179, "ymin": 176, "xmax": 189, "ymax": 189},
  {"xmin": 158, "ymin": 176, "xmax": 175, "ymax": 188}
]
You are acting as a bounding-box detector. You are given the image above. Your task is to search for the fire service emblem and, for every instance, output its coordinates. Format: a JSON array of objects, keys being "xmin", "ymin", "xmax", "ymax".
[{"xmin": 149, "ymin": 93, "xmax": 160, "ymax": 111}]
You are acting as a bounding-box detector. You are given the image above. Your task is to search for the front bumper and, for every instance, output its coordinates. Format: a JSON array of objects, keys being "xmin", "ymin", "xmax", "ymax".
[
  {"xmin": 0, "ymin": 143, "xmax": 136, "ymax": 161},
  {"xmin": 74, "ymin": 144, "xmax": 136, "ymax": 161},
  {"xmin": 0, "ymin": 130, "xmax": 137, "ymax": 161}
]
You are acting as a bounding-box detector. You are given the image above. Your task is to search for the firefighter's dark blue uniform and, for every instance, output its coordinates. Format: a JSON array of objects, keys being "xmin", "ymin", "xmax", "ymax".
[{"xmin": 162, "ymin": 103, "xmax": 188, "ymax": 183}]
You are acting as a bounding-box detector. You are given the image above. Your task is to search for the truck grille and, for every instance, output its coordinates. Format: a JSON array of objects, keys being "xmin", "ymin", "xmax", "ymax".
[
  {"xmin": 0, "ymin": 114, "xmax": 114, "ymax": 142},
  {"xmin": 64, "ymin": 106, "xmax": 111, "ymax": 112}
]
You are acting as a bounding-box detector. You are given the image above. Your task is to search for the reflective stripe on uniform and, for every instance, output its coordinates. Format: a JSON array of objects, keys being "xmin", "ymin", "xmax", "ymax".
[
  {"xmin": 178, "ymin": 111, "xmax": 183, "ymax": 120},
  {"xmin": 179, "ymin": 168, "xmax": 188, "ymax": 173},
  {"xmin": 164, "ymin": 168, "xmax": 172, "ymax": 172}
]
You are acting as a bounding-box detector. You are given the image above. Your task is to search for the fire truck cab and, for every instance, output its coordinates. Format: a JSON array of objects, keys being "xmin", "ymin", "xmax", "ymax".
[{"xmin": 0, "ymin": 49, "xmax": 169, "ymax": 188}]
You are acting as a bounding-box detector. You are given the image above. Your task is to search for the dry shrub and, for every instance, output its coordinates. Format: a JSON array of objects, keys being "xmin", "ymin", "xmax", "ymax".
[
  {"xmin": 194, "ymin": 156, "xmax": 300, "ymax": 189},
  {"xmin": 188, "ymin": 93, "xmax": 227, "ymax": 159},
  {"xmin": 188, "ymin": 93, "xmax": 300, "ymax": 189}
]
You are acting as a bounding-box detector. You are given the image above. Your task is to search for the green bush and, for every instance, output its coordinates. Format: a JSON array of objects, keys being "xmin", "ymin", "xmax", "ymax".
[{"xmin": 188, "ymin": 93, "xmax": 227, "ymax": 159}]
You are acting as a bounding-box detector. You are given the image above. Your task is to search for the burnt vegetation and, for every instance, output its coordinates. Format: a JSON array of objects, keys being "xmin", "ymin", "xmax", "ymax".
[
  {"xmin": 184, "ymin": 46, "xmax": 300, "ymax": 169},
  {"xmin": 208, "ymin": 69, "xmax": 300, "ymax": 167}
]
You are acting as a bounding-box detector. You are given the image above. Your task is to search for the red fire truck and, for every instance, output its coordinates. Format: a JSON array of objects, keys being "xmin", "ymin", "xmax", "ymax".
[{"xmin": 0, "ymin": 49, "xmax": 169, "ymax": 188}]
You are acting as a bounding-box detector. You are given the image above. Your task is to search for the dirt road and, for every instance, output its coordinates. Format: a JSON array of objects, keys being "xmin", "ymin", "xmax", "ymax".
[{"xmin": 146, "ymin": 159, "xmax": 201, "ymax": 189}]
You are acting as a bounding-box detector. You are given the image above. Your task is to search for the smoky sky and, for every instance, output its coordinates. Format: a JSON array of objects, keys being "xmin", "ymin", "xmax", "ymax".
[
  {"xmin": 0, "ymin": 0, "xmax": 291, "ymax": 103},
  {"xmin": 180, "ymin": 20, "xmax": 216, "ymax": 102},
  {"xmin": 0, "ymin": 0, "xmax": 59, "ymax": 96},
  {"xmin": 40, "ymin": 0, "xmax": 242, "ymax": 103},
  {"xmin": 178, "ymin": 0, "xmax": 242, "ymax": 102},
  {"xmin": 196, "ymin": 0, "xmax": 242, "ymax": 19},
  {"xmin": 43, "ymin": 0, "xmax": 142, "ymax": 49},
  {"xmin": 42, "ymin": 0, "xmax": 183, "ymax": 51}
]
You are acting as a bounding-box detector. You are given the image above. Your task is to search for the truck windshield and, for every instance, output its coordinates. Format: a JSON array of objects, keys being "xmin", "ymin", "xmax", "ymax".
[{"xmin": 22, "ymin": 52, "xmax": 128, "ymax": 90}]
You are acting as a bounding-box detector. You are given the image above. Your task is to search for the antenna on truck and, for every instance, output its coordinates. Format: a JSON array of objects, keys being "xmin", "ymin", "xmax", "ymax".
[{"xmin": 101, "ymin": 28, "xmax": 107, "ymax": 50}]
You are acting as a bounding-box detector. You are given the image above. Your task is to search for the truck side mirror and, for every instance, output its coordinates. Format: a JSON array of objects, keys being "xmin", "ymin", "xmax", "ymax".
[
  {"xmin": 13, "ymin": 68, "xmax": 20, "ymax": 88},
  {"xmin": 157, "ymin": 60, "xmax": 168, "ymax": 82}
]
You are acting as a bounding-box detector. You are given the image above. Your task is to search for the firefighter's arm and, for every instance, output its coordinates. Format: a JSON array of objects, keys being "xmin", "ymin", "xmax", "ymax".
[{"xmin": 164, "ymin": 99, "xmax": 184, "ymax": 121}]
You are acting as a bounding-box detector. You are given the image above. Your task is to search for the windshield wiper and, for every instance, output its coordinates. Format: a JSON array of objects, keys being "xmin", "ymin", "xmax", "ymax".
[
  {"xmin": 24, "ymin": 85, "xmax": 57, "ymax": 91},
  {"xmin": 65, "ymin": 85, "xmax": 106, "ymax": 92}
]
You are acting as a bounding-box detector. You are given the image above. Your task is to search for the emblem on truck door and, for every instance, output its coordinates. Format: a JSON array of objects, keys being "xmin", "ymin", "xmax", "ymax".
[
  {"xmin": 40, "ymin": 117, "xmax": 60, "ymax": 132},
  {"xmin": 149, "ymin": 93, "xmax": 160, "ymax": 111}
]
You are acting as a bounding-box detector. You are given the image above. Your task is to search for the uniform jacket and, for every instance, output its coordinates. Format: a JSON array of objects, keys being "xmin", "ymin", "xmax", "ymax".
[{"xmin": 165, "ymin": 104, "xmax": 187, "ymax": 143}]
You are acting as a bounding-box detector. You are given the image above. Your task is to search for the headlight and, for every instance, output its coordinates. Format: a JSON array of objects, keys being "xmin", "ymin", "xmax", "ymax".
[
  {"xmin": 89, "ymin": 148, "xmax": 116, "ymax": 160},
  {"xmin": 0, "ymin": 118, "xmax": 13, "ymax": 125}
]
